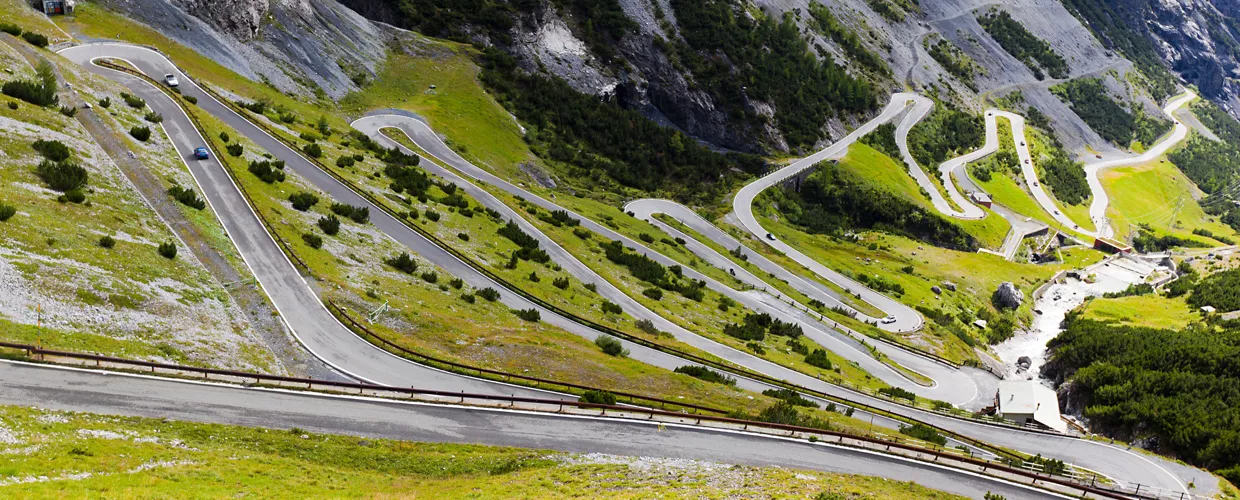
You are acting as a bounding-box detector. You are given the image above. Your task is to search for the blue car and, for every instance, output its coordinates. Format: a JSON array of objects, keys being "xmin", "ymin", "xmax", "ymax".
[{"xmin": 194, "ymin": 147, "xmax": 209, "ymax": 160}]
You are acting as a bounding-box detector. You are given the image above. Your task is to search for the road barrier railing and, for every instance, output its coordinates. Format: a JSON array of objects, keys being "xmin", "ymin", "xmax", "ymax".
[
  {"xmin": 89, "ymin": 55, "xmax": 1203, "ymax": 500},
  {"xmin": 0, "ymin": 339, "xmax": 1188, "ymax": 500}
]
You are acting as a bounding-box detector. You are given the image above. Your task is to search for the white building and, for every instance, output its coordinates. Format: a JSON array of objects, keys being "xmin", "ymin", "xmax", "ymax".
[
  {"xmin": 995, "ymin": 380, "xmax": 1067, "ymax": 433},
  {"xmin": 36, "ymin": 0, "xmax": 75, "ymax": 15}
]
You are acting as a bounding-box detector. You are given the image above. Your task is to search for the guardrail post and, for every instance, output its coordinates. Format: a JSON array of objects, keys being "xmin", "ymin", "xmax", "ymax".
[{"xmin": 1134, "ymin": 485, "xmax": 1141, "ymax": 496}]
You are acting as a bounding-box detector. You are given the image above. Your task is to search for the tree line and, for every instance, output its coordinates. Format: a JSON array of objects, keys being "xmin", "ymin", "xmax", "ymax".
[{"xmin": 977, "ymin": 9, "xmax": 1069, "ymax": 80}]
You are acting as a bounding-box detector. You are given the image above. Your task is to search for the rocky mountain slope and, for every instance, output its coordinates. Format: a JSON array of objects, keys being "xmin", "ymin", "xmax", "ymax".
[{"xmin": 101, "ymin": 0, "xmax": 1207, "ymax": 156}]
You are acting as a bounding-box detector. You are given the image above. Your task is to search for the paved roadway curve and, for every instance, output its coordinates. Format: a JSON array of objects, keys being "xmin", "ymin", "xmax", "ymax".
[
  {"xmin": 354, "ymin": 114, "xmax": 980, "ymax": 406},
  {"xmin": 0, "ymin": 360, "xmax": 1070, "ymax": 500},
  {"xmin": 53, "ymin": 43, "xmax": 1217, "ymax": 497},
  {"xmin": 357, "ymin": 106, "xmax": 1217, "ymax": 496},
  {"xmin": 56, "ymin": 44, "xmax": 556, "ymax": 401}
]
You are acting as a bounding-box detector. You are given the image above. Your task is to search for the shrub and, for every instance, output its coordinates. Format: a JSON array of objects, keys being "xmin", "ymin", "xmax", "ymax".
[
  {"xmin": 219, "ymin": 132, "xmax": 230, "ymax": 143},
  {"xmin": 424, "ymin": 209, "xmax": 441, "ymax": 222},
  {"xmin": 280, "ymin": 112, "xmax": 297, "ymax": 124},
  {"xmin": 0, "ymin": 23, "xmax": 20, "ymax": 36},
  {"xmin": 513, "ymin": 308, "xmax": 540, "ymax": 322},
  {"xmin": 804, "ymin": 349, "xmax": 833, "ymax": 370},
  {"xmin": 674, "ymin": 365, "xmax": 736, "ymax": 385},
  {"xmin": 143, "ymin": 112, "xmax": 163, "ymax": 123},
  {"xmin": 600, "ymin": 300, "xmax": 623, "ymax": 315},
  {"xmin": 158, "ymin": 241, "xmax": 178, "ymax": 259},
  {"xmin": 2, "ymin": 61, "xmax": 56, "ymax": 107},
  {"xmin": 303, "ymin": 143, "xmax": 323, "ymax": 158},
  {"xmin": 330, "ymin": 203, "xmax": 369, "ymax": 224},
  {"xmin": 385, "ymin": 253, "xmax": 418, "ymax": 274},
  {"xmin": 552, "ymin": 277, "xmax": 569, "ymax": 289},
  {"xmin": 240, "ymin": 100, "xmax": 267, "ymax": 114},
  {"xmin": 301, "ymin": 233, "xmax": 323, "ymax": 249},
  {"xmin": 460, "ymin": 293, "xmax": 476, "ymax": 303},
  {"xmin": 317, "ymin": 215, "xmax": 340, "ymax": 235},
  {"xmin": 638, "ymin": 233, "xmax": 655, "ymax": 244},
  {"xmin": 584, "ymin": 283, "xmax": 597, "ymax": 292},
  {"xmin": 899, "ymin": 423, "xmax": 947, "ymax": 446},
  {"xmin": 594, "ymin": 334, "xmax": 628, "ymax": 357},
  {"xmin": 449, "ymin": 278, "xmax": 464, "ymax": 289},
  {"xmin": 0, "ymin": 203, "xmax": 15, "ymax": 222},
  {"xmin": 527, "ymin": 271, "xmax": 540, "ymax": 283},
  {"xmin": 878, "ymin": 386, "xmax": 916, "ymax": 402},
  {"xmin": 184, "ymin": 95, "xmax": 197, "ymax": 105},
  {"xmin": 226, "ymin": 143, "xmax": 244, "ymax": 156},
  {"xmin": 98, "ymin": 235, "xmax": 116, "ymax": 249},
  {"xmin": 457, "ymin": 232, "xmax": 469, "ymax": 241},
  {"xmin": 21, "ymin": 31, "xmax": 48, "ymax": 48},
  {"xmin": 762, "ymin": 388, "xmax": 819, "ymax": 408},
  {"xmin": 58, "ymin": 105, "xmax": 76, "ymax": 117},
  {"xmin": 420, "ymin": 271, "xmax": 438, "ymax": 283},
  {"xmin": 335, "ymin": 156, "xmax": 355, "ymax": 168},
  {"xmin": 168, "ymin": 185, "xmax": 206, "ymax": 210},
  {"xmin": 98, "ymin": 97, "xmax": 110, "ymax": 108},
  {"xmin": 7, "ymin": 101, "xmax": 17, "ymax": 110},
  {"xmin": 746, "ymin": 342, "xmax": 766, "ymax": 355},
  {"xmin": 635, "ymin": 318, "xmax": 660, "ymax": 335},
  {"xmin": 478, "ymin": 287, "xmax": 500, "ymax": 301},
  {"xmin": 32, "ymin": 139, "xmax": 70, "ymax": 162},
  {"xmin": 120, "ymin": 92, "xmax": 145, "ymax": 109},
  {"xmin": 572, "ymin": 227, "xmax": 591, "ymax": 239},
  {"xmin": 129, "ymin": 126, "xmax": 151, "ymax": 142},
  {"xmin": 642, "ymin": 288, "xmax": 663, "ymax": 300},
  {"xmin": 579, "ymin": 390, "xmax": 616, "ymax": 405},
  {"xmin": 36, "ymin": 159, "xmax": 87, "ymax": 191},
  {"xmin": 62, "ymin": 189, "xmax": 85, "ymax": 203},
  {"xmin": 248, "ymin": 160, "xmax": 285, "ymax": 183},
  {"xmin": 287, "ymin": 191, "xmax": 319, "ymax": 211},
  {"xmin": 406, "ymin": 208, "xmax": 419, "ymax": 220}
]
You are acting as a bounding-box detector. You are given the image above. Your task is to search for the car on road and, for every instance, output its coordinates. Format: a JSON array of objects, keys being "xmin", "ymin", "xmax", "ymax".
[
  {"xmin": 880, "ymin": 316, "xmax": 897, "ymax": 325},
  {"xmin": 766, "ymin": 233, "xmax": 776, "ymax": 241},
  {"xmin": 164, "ymin": 74, "xmax": 179, "ymax": 87},
  {"xmin": 194, "ymin": 147, "xmax": 209, "ymax": 160},
  {"xmin": 1020, "ymin": 142, "xmax": 1025, "ymax": 146}
]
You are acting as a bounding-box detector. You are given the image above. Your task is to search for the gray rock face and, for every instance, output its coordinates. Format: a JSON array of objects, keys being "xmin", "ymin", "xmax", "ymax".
[
  {"xmin": 994, "ymin": 282, "xmax": 1024, "ymax": 309},
  {"xmin": 170, "ymin": 0, "xmax": 268, "ymax": 40}
]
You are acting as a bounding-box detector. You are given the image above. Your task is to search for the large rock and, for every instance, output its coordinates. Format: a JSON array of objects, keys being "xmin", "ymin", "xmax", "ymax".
[{"xmin": 994, "ymin": 282, "xmax": 1024, "ymax": 309}]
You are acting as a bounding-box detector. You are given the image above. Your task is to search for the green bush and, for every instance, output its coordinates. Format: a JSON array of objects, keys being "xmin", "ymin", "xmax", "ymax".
[
  {"xmin": 600, "ymin": 300, "xmax": 623, "ymax": 315},
  {"xmin": 20, "ymin": 31, "xmax": 48, "ymax": 48},
  {"xmin": 219, "ymin": 132, "xmax": 230, "ymax": 143},
  {"xmin": 0, "ymin": 203, "xmax": 15, "ymax": 222},
  {"xmin": 158, "ymin": 241, "xmax": 178, "ymax": 259},
  {"xmin": 144, "ymin": 111, "xmax": 163, "ymax": 123},
  {"xmin": 36, "ymin": 159, "xmax": 87, "ymax": 192},
  {"xmin": 449, "ymin": 278, "xmax": 464, "ymax": 289},
  {"xmin": 168, "ymin": 185, "xmax": 206, "ymax": 210},
  {"xmin": 513, "ymin": 308, "xmax": 540, "ymax": 322},
  {"xmin": 301, "ymin": 233, "xmax": 323, "ymax": 249},
  {"xmin": 248, "ymin": 160, "xmax": 285, "ymax": 183},
  {"xmin": 673, "ymin": 365, "xmax": 736, "ymax": 385},
  {"xmin": 478, "ymin": 287, "xmax": 500, "ymax": 301},
  {"xmin": 583, "ymin": 283, "xmax": 598, "ymax": 293},
  {"xmin": 0, "ymin": 23, "xmax": 20, "ymax": 36},
  {"xmin": 239, "ymin": 100, "xmax": 267, "ymax": 114},
  {"xmin": 98, "ymin": 97, "xmax": 110, "ymax": 108},
  {"xmin": 457, "ymin": 232, "xmax": 469, "ymax": 241},
  {"xmin": 762, "ymin": 388, "xmax": 819, "ymax": 408},
  {"xmin": 120, "ymin": 92, "xmax": 145, "ymax": 109},
  {"xmin": 129, "ymin": 126, "xmax": 151, "ymax": 142},
  {"xmin": 424, "ymin": 209, "xmax": 441, "ymax": 222},
  {"xmin": 899, "ymin": 423, "xmax": 947, "ymax": 446},
  {"xmin": 330, "ymin": 203, "xmax": 369, "ymax": 224},
  {"xmin": 62, "ymin": 189, "xmax": 86, "ymax": 203},
  {"xmin": 579, "ymin": 390, "xmax": 617, "ymax": 405},
  {"xmin": 878, "ymin": 386, "xmax": 916, "ymax": 402},
  {"xmin": 552, "ymin": 277, "xmax": 569, "ymax": 289},
  {"xmin": 226, "ymin": 143, "xmax": 244, "ymax": 157},
  {"xmin": 98, "ymin": 235, "xmax": 116, "ymax": 249},
  {"xmin": 184, "ymin": 95, "xmax": 197, "ymax": 105},
  {"xmin": 317, "ymin": 214, "xmax": 340, "ymax": 235},
  {"xmin": 527, "ymin": 271, "xmax": 540, "ymax": 282},
  {"xmin": 3, "ymin": 61, "xmax": 57, "ymax": 107},
  {"xmin": 303, "ymin": 143, "xmax": 323, "ymax": 158},
  {"xmin": 641, "ymin": 288, "xmax": 663, "ymax": 300},
  {"xmin": 32, "ymin": 139, "xmax": 70, "ymax": 162},
  {"xmin": 287, "ymin": 191, "xmax": 319, "ymax": 211},
  {"xmin": 459, "ymin": 293, "xmax": 476, "ymax": 304},
  {"xmin": 420, "ymin": 271, "xmax": 438, "ymax": 283},
  {"xmin": 804, "ymin": 349, "xmax": 833, "ymax": 370},
  {"xmin": 335, "ymin": 156, "xmax": 355, "ymax": 168},
  {"xmin": 385, "ymin": 252, "xmax": 418, "ymax": 274},
  {"xmin": 58, "ymin": 105, "xmax": 77, "ymax": 117},
  {"xmin": 280, "ymin": 112, "xmax": 297, "ymax": 124},
  {"xmin": 594, "ymin": 334, "xmax": 628, "ymax": 357},
  {"xmin": 7, "ymin": 101, "xmax": 17, "ymax": 110}
]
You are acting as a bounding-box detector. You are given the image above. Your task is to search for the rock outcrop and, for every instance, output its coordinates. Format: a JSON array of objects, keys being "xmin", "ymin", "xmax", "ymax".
[{"xmin": 994, "ymin": 282, "xmax": 1025, "ymax": 309}]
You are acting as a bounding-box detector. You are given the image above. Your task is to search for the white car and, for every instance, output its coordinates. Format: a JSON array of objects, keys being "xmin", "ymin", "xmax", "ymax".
[
  {"xmin": 164, "ymin": 74, "xmax": 179, "ymax": 87},
  {"xmin": 880, "ymin": 316, "xmax": 897, "ymax": 325}
]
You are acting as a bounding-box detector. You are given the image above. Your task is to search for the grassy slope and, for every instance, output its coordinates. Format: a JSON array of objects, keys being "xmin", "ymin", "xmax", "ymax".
[
  {"xmin": 0, "ymin": 405, "xmax": 962, "ymax": 499},
  {"xmin": 1080, "ymin": 294, "xmax": 1198, "ymax": 330},
  {"xmin": 1026, "ymin": 127, "xmax": 1096, "ymax": 232},
  {"xmin": 0, "ymin": 33, "xmax": 274, "ymax": 371},
  {"xmin": 1101, "ymin": 155, "xmax": 1238, "ymax": 243}
]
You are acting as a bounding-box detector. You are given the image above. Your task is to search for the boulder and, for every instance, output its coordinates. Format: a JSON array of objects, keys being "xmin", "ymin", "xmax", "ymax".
[
  {"xmin": 1017, "ymin": 356, "xmax": 1032, "ymax": 370},
  {"xmin": 994, "ymin": 282, "xmax": 1024, "ymax": 310},
  {"xmin": 931, "ymin": 285, "xmax": 942, "ymax": 295},
  {"xmin": 941, "ymin": 281, "xmax": 957, "ymax": 292}
]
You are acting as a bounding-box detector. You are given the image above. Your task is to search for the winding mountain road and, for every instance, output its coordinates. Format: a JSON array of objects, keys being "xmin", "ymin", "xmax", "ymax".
[{"xmin": 35, "ymin": 42, "xmax": 1218, "ymax": 498}]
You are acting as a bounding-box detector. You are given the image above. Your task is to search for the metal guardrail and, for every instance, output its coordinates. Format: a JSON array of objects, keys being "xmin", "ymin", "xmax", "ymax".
[{"xmin": 0, "ymin": 339, "xmax": 1167, "ymax": 500}]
